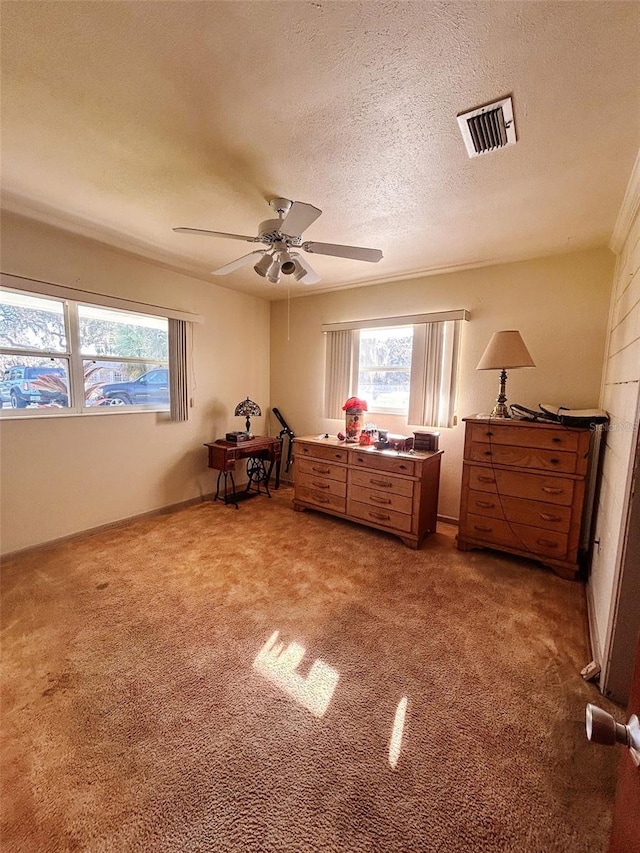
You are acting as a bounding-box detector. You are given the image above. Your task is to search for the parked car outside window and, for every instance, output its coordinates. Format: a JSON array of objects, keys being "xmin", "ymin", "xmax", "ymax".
[
  {"xmin": 100, "ymin": 368, "xmax": 169, "ymax": 406},
  {"xmin": 0, "ymin": 365, "xmax": 68, "ymax": 409}
]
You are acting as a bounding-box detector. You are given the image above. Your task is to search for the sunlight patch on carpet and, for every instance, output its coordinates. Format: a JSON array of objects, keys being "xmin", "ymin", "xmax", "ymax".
[
  {"xmin": 253, "ymin": 630, "xmax": 339, "ymax": 718},
  {"xmin": 389, "ymin": 696, "xmax": 408, "ymax": 769}
]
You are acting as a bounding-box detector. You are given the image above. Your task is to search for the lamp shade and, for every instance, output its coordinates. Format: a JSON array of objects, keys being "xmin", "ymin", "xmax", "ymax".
[
  {"xmin": 476, "ymin": 330, "xmax": 535, "ymax": 370},
  {"xmin": 234, "ymin": 397, "xmax": 262, "ymax": 418}
]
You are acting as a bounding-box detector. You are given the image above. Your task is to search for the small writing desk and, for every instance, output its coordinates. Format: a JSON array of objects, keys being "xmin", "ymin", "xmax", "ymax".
[{"xmin": 204, "ymin": 436, "xmax": 282, "ymax": 508}]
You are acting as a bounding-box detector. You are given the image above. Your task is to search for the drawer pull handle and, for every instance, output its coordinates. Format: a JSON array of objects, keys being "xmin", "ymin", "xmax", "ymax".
[
  {"xmin": 537, "ymin": 538, "xmax": 558, "ymax": 548},
  {"xmin": 371, "ymin": 478, "xmax": 392, "ymax": 488},
  {"xmin": 550, "ymin": 458, "xmax": 560, "ymax": 465},
  {"xmin": 314, "ymin": 494, "xmax": 330, "ymax": 503},
  {"xmin": 484, "ymin": 450, "xmax": 492, "ymax": 456},
  {"xmin": 303, "ymin": 447, "xmax": 309, "ymax": 453},
  {"xmin": 312, "ymin": 466, "xmax": 330, "ymax": 474},
  {"xmin": 539, "ymin": 513, "xmax": 561, "ymax": 522},
  {"xmin": 477, "ymin": 475, "xmax": 495, "ymax": 483},
  {"xmin": 369, "ymin": 511, "xmax": 391, "ymax": 521},
  {"xmin": 399, "ymin": 465, "xmax": 407, "ymax": 470},
  {"xmin": 552, "ymin": 437, "xmax": 562, "ymax": 444},
  {"xmin": 334, "ymin": 454, "xmax": 343, "ymax": 459},
  {"xmin": 312, "ymin": 481, "xmax": 330, "ymax": 489},
  {"xmin": 476, "ymin": 501, "xmax": 495, "ymax": 509},
  {"xmin": 473, "ymin": 524, "xmax": 493, "ymax": 533},
  {"xmin": 370, "ymin": 495, "xmax": 392, "ymax": 505},
  {"xmin": 485, "ymin": 431, "xmax": 494, "ymax": 436},
  {"xmin": 542, "ymin": 486, "xmax": 563, "ymax": 494}
]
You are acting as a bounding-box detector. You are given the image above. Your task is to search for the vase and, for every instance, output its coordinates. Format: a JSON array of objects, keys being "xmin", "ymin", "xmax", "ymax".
[{"xmin": 345, "ymin": 408, "xmax": 364, "ymax": 443}]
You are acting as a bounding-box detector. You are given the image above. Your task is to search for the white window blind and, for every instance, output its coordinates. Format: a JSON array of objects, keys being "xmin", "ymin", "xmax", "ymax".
[
  {"xmin": 408, "ymin": 319, "xmax": 460, "ymax": 428},
  {"xmin": 324, "ymin": 329, "xmax": 355, "ymax": 418}
]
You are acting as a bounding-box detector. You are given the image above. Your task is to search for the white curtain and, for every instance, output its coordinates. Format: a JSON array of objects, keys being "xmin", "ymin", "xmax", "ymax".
[
  {"xmin": 324, "ymin": 329, "xmax": 354, "ymax": 418},
  {"xmin": 408, "ymin": 320, "xmax": 461, "ymax": 428},
  {"xmin": 168, "ymin": 318, "xmax": 189, "ymax": 422}
]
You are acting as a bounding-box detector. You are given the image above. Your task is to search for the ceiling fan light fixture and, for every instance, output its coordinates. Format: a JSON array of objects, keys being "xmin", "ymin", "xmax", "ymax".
[
  {"xmin": 292, "ymin": 257, "xmax": 308, "ymax": 281},
  {"xmin": 273, "ymin": 243, "xmax": 296, "ymax": 275},
  {"xmin": 254, "ymin": 253, "xmax": 274, "ymax": 277},
  {"xmin": 267, "ymin": 260, "xmax": 282, "ymax": 284}
]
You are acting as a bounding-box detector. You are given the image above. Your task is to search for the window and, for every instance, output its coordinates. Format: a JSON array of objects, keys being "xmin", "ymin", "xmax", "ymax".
[
  {"xmin": 323, "ymin": 310, "xmax": 468, "ymax": 428},
  {"xmin": 0, "ymin": 280, "xmax": 190, "ymax": 418},
  {"xmin": 77, "ymin": 303, "xmax": 169, "ymax": 408},
  {"xmin": 355, "ymin": 326, "xmax": 413, "ymax": 415}
]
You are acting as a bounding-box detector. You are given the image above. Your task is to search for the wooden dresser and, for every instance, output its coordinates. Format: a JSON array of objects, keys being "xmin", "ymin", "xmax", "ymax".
[
  {"xmin": 292, "ymin": 436, "xmax": 443, "ymax": 548},
  {"xmin": 457, "ymin": 416, "xmax": 594, "ymax": 579}
]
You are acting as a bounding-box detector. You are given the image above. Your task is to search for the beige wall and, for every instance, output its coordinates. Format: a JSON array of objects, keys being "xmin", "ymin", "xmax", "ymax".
[
  {"xmin": 270, "ymin": 248, "xmax": 615, "ymax": 520},
  {"xmin": 589, "ymin": 163, "xmax": 640, "ymax": 701},
  {"xmin": 0, "ymin": 213, "xmax": 271, "ymax": 553},
  {"xmin": 1, "ymin": 219, "xmax": 616, "ymax": 554}
]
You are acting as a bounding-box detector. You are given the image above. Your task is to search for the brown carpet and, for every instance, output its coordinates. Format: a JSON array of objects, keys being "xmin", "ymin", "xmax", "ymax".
[{"xmin": 1, "ymin": 486, "xmax": 620, "ymax": 852}]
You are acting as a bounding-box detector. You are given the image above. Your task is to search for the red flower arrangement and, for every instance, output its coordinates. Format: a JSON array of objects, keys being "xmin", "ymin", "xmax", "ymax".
[{"xmin": 342, "ymin": 396, "xmax": 368, "ymax": 412}]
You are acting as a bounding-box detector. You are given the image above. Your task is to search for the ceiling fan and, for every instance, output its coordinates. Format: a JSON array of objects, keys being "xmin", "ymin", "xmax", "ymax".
[{"xmin": 173, "ymin": 197, "xmax": 383, "ymax": 285}]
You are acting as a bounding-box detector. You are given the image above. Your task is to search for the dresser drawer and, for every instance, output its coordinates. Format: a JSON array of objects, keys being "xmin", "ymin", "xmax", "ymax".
[
  {"xmin": 349, "ymin": 486, "xmax": 413, "ymax": 515},
  {"xmin": 467, "ymin": 422, "xmax": 581, "ymax": 452},
  {"xmin": 462, "ymin": 513, "xmax": 568, "ymax": 559},
  {"xmin": 296, "ymin": 486, "xmax": 346, "ymax": 513},
  {"xmin": 466, "ymin": 489, "xmax": 572, "ymax": 532},
  {"xmin": 296, "ymin": 442, "xmax": 348, "ymax": 464},
  {"xmin": 467, "ymin": 441, "xmax": 577, "ymax": 474},
  {"xmin": 467, "ymin": 465, "xmax": 575, "ymax": 506},
  {"xmin": 350, "ymin": 451, "xmax": 415, "ymax": 477},
  {"xmin": 348, "ymin": 499, "xmax": 413, "ymax": 533},
  {"xmin": 297, "ymin": 457, "xmax": 347, "ymax": 483},
  {"xmin": 297, "ymin": 472, "xmax": 347, "ymax": 498},
  {"xmin": 348, "ymin": 468, "xmax": 414, "ymax": 498}
]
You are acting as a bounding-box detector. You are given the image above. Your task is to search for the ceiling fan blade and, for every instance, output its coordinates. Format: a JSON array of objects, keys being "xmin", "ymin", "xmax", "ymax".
[
  {"xmin": 292, "ymin": 253, "xmax": 321, "ymax": 284},
  {"xmin": 212, "ymin": 250, "xmax": 266, "ymax": 276},
  {"xmin": 302, "ymin": 241, "xmax": 383, "ymax": 263},
  {"xmin": 174, "ymin": 227, "xmax": 258, "ymax": 242},
  {"xmin": 280, "ymin": 202, "xmax": 322, "ymax": 237}
]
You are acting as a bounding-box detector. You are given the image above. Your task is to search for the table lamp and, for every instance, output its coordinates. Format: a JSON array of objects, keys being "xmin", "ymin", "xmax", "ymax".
[
  {"xmin": 234, "ymin": 397, "xmax": 261, "ymax": 433},
  {"xmin": 476, "ymin": 330, "xmax": 535, "ymax": 418}
]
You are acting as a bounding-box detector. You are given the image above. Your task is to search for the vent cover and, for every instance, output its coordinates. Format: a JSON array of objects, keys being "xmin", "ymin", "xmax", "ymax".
[{"xmin": 457, "ymin": 96, "xmax": 516, "ymax": 158}]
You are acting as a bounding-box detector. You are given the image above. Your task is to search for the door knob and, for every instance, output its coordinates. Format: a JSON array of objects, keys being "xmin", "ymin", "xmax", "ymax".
[{"xmin": 585, "ymin": 704, "xmax": 640, "ymax": 768}]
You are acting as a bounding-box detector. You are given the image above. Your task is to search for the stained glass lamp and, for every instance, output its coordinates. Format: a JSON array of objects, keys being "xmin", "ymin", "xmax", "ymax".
[{"xmin": 234, "ymin": 397, "xmax": 261, "ymax": 433}]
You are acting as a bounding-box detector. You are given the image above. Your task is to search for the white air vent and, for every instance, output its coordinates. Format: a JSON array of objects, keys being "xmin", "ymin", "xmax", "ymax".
[{"xmin": 457, "ymin": 96, "xmax": 516, "ymax": 158}]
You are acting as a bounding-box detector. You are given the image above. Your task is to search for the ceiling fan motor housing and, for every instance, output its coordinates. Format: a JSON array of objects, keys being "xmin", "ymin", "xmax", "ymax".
[{"xmin": 258, "ymin": 219, "xmax": 303, "ymax": 247}]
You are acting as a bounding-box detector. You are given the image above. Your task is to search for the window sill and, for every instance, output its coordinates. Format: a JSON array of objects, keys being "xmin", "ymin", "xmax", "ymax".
[{"xmin": 0, "ymin": 406, "xmax": 170, "ymax": 420}]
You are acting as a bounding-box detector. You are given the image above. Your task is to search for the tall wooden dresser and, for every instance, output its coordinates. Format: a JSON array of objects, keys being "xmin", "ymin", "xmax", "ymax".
[
  {"xmin": 293, "ymin": 436, "xmax": 443, "ymax": 548},
  {"xmin": 457, "ymin": 416, "xmax": 594, "ymax": 579}
]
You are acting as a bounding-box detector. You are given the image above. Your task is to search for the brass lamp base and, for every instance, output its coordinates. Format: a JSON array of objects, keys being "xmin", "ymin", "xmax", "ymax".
[{"xmin": 490, "ymin": 369, "xmax": 511, "ymax": 418}]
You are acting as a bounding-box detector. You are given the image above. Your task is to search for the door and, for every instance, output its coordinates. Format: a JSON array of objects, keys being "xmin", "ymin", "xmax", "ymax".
[{"xmin": 609, "ymin": 632, "xmax": 640, "ymax": 853}]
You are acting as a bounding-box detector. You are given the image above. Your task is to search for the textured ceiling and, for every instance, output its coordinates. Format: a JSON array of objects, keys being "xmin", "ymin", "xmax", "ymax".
[{"xmin": 1, "ymin": 1, "xmax": 639, "ymax": 300}]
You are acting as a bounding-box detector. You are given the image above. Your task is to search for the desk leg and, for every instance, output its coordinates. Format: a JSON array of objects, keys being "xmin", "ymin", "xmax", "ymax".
[
  {"xmin": 215, "ymin": 471, "xmax": 239, "ymax": 508},
  {"xmin": 227, "ymin": 472, "xmax": 238, "ymax": 508},
  {"xmin": 264, "ymin": 458, "xmax": 275, "ymax": 498}
]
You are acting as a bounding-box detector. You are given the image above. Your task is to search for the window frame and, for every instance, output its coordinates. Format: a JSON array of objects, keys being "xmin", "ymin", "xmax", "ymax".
[{"xmin": 0, "ymin": 274, "xmax": 201, "ymax": 420}]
